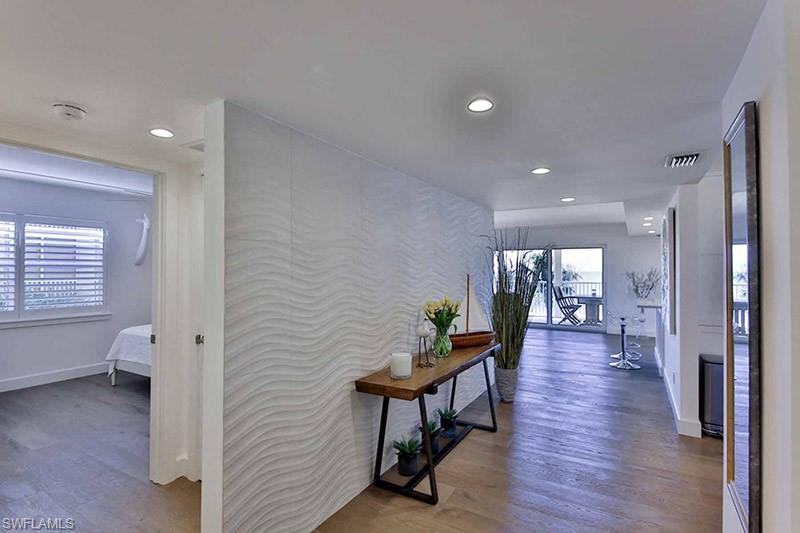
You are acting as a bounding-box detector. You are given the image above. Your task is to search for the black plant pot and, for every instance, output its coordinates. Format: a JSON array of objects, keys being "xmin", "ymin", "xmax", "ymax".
[
  {"xmin": 440, "ymin": 418, "xmax": 457, "ymax": 438},
  {"xmin": 397, "ymin": 453, "xmax": 418, "ymax": 476},
  {"xmin": 419, "ymin": 431, "xmax": 441, "ymax": 455},
  {"xmin": 427, "ymin": 435, "xmax": 440, "ymax": 455}
]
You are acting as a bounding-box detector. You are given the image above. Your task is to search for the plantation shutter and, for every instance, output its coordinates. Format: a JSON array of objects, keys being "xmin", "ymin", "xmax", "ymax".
[
  {"xmin": 23, "ymin": 222, "xmax": 105, "ymax": 311},
  {"xmin": 0, "ymin": 220, "xmax": 15, "ymax": 313}
]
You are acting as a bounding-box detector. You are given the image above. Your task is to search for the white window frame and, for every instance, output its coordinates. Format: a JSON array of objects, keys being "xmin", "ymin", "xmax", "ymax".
[
  {"xmin": 0, "ymin": 212, "xmax": 16, "ymax": 318},
  {"xmin": 0, "ymin": 213, "xmax": 110, "ymax": 327}
]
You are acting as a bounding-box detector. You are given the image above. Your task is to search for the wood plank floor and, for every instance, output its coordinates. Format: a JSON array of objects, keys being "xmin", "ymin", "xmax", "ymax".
[
  {"xmin": 318, "ymin": 329, "xmax": 723, "ymax": 533},
  {"xmin": 0, "ymin": 373, "xmax": 200, "ymax": 533}
]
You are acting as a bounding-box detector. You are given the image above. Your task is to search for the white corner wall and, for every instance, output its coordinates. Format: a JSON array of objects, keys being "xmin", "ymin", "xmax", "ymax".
[
  {"xmin": 721, "ymin": 0, "xmax": 800, "ymax": 531},
  {"xmin": 659, "ymin": 173, "xmax": 725, "ymax": 439},
  {"xmin": 696, "ymin": 174, "xmax": 725, "ymax": 360},
  {"xmin": 214, "ymin": 101, "xmax": 494, "ymax": 532},
  {"xmin": 661, "ymin": 184, "xmax": 701, "ymax": 437}
]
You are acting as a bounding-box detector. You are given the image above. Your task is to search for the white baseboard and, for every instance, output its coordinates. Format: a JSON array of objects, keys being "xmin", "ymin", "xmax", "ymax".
[
  {"xmin": 662, "ymin": 371, "xmax": 702, "ymax": 438},
  {"xmin": 0, "ymin": 363, "xmax": 108, "ymax": 393},
  {"xmin": 654, "ymin": 344, "xmax": 664, "ymax": 377}
]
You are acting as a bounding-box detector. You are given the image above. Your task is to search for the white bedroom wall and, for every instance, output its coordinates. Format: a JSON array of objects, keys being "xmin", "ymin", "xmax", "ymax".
[
  {"xmin": 0, "ymin": 120, "xmax": 204, "ymax": 485},
  {"xmin": 0, "ymin": 177, "xmax": 152, "ymax": 386},
  {"xmin": 212, "ymin": 101, "xmax": 494, "ymax": 532},
  {"xmin": 494, "ymin": 223, "xmax": 661, "ymax": 336}
]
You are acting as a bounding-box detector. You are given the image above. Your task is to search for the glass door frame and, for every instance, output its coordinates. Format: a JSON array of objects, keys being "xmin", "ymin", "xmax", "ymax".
[{"xmin": 528, "ymin": 245, "xmax": 607, "ymax": 332}]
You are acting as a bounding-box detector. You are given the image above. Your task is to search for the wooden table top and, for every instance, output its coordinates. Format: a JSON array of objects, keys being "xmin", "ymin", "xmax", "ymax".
[{"xmin": 355, "ymin": 342, "xmax": 500, "ymax": 401}]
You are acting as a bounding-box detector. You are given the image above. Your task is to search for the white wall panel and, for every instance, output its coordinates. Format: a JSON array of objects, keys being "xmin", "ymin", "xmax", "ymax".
[{"xmin": 221, "ymin": 102, "xmax": 494, "ymax": 532}]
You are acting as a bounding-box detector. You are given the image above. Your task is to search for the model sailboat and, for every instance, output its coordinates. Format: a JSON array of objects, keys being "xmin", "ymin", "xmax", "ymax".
[{"xmin": 450, "ymin": 274, "xmax": 496, "ymax": 348}]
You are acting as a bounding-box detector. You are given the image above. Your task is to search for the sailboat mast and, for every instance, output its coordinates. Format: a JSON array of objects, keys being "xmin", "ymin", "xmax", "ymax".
[{"xmin": 466, "ymin": 274, "xmax": 470, "ymax": 334}]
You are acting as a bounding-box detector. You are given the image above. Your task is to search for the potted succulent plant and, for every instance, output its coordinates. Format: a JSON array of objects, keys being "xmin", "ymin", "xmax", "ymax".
[
  {"xmin": 418, "ymin": 420, "xmax": 442, "ymax": 455},
  {"xmin": 436, "ymin": 407, "xmax": 458, "ymax": 438},
  {"xmin": 392, "ymin": 436, "xmax": 422, "ymax": 476},
  {"xmin": 489, "ymin": 230, "xmax": 549, "ymax": 402}
]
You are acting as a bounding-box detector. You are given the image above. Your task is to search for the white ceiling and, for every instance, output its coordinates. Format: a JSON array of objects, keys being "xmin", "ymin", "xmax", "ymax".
[
  {"xmin": 0, "ymin": 142, "xmax": 153, "ymax": 196},
  {"xmin": 0, "ymin": 1, "xmax": 764, "ymax": 221}
]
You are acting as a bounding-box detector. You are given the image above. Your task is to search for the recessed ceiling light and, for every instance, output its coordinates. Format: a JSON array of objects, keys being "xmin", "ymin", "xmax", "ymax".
[
  {"xmin": 643, "ymin": 216, "xmax": 654, "ymax": 221},
  {"xmin": 149, "ymin": 128, "xmax": 175, "ymax": 139},
  {"xmin": 467, "ymin": 97, "xmax": 494, "ymax": 113},
  {"xmin": 642, "ymin": 222, "xmax": 653, "ymax": 227},
  {"xmin": 648, "ymin": 230, "xmax": 657, "ymax": 234},
  {"xmin": 531, "ymin": 167, "xmax": 551, "ymax": 175},
  {"xmin": 560, "ymin": 197, "xmax": 576, "ymax": 203}
]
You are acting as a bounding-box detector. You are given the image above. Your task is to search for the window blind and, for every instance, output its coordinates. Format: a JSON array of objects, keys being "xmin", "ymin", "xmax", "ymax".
[
  {"xmin": 23, "ymin": 222, "xmax": 105, "ymax": 311},
  {"xmin": 0, "ymin": 220, "xmax": 14, "ymax": 313}
]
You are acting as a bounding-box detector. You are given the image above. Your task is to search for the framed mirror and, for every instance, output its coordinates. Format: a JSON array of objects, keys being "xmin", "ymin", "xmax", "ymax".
[{"xmin": 723, "ymin": 101, "xmax": 761, "ymax": 531}]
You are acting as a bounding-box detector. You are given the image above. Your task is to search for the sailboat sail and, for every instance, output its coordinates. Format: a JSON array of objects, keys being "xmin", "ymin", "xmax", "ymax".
[
  {"xmin": 453, "ymin": 276, "xmax": 491, "ymax": 333},
  {"xmin": 450, "ymin": 274, "xmax": 496, "ymax": 348}
]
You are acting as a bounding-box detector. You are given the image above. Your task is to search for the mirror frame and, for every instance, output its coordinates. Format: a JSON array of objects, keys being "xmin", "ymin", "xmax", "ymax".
[{"xmin": 723, "ymin": 101, "xmax": 761, "ymax": 532}]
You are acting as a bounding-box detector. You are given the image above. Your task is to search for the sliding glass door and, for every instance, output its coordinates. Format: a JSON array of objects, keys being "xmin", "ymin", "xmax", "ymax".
[
  {"xmin": 549, "ymin": 248, "xmax": 604, "ymax": 329},
  {"xmin": 524, "ymin": 247, "xmax": 605, "ymax": 330}
]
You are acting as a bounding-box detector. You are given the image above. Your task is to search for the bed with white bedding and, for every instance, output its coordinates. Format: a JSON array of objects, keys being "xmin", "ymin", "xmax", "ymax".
[{"xmin": 105, "ymin": 324, "xmax": 152, "ymax": 385}]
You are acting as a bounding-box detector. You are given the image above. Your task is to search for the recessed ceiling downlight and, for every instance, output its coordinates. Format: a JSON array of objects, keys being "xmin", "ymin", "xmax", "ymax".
[
  {"xmin": 467, "ymin": 97, "xmax": 494, "ymax": 113},
  {"xmin": 531, "ymin": 167, "xmax": 551, "ymax": 175},
  {"xmin": 642, "ymin": 222, "xmax": 653, "ymax": 227},
  {"xmin": 560, "ymin": 197, "xmax": 576, "ymax": 203},
  {"xmin": 643, "ymin": 216, "xmax": 654, "ymax": 221},
  {"xmin": 648, "ymin": 230, "xmax": 657, "ymax": 234},
  {"xmin": 149, "ymin": 128, "xmax": 175, "ymax": 139}
]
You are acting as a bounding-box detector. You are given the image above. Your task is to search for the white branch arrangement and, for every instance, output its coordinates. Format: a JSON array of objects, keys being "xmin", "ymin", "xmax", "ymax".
[{"xmin": 625, "ymin": 268, "xmax": 660, "ymax": 300}]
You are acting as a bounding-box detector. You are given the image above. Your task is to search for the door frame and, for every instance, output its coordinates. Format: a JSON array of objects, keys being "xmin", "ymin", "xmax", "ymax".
[{"xmin": 0, "ymin": 136, "xmax": 171, "ymax": 482}]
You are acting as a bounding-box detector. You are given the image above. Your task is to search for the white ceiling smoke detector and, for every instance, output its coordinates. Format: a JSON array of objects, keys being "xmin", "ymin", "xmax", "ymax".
[{"xmin": 51, "ymin": 103, "xmax": 87, "ymax": 121}]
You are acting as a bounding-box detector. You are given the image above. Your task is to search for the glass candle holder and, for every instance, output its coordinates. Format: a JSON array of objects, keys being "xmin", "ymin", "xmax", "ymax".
[{"xmin": 389, "ymin": 352, "xmax": 412, "ymax": 380}]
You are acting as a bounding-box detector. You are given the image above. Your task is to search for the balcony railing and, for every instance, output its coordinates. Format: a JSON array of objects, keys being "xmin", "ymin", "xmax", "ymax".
[
  {"xmin": 528, "ymin": 281, "xmax": 604, "ymax": 323},
  {"xmin": 559, "ymin": 281, "xmax": 603, "ymax": 297},
  {"xmin": 733, "ymin": 301, "xmax": 749, "ymax": 339},
  {"xmin": 732, "ymin": 283, "xmax": 748, "ymax": 339}
]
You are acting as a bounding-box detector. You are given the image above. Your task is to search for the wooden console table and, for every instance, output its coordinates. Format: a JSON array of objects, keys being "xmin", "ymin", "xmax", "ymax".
[{"xmin": 355, "ymin": 342, "xmax": 500, "ymax": 505}]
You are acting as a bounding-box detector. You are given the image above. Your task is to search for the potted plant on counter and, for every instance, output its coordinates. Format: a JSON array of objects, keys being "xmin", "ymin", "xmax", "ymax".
[
  {"xmin": 418, "ymin": 420, "xmax": 442, "ymax": 455},
  {"xmin": 490, "ymin": 230, "xmax": 548, "ymax": 402},
  {"xmin": 393, "ymin": 436, "xmax": 422, "ymax": 476},
  {"xmin": 436, "ymin": 407, "xmax": 458, "ymax": 438}
]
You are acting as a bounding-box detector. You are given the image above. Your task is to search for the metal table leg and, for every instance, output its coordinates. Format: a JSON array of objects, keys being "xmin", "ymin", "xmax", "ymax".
[
  {"xmin": 417, "ymin": 395, "xmax": 438, "ymax": 504},
  {"xmin": 372, "ymin": 396, "xmax": 389, "ymax": 485},
  {"xmin": 372, "ymin": 395, "xmax": 439, "ymax": 505},
  {"xmin": 454, "ymin": 358, "xmax": 498, "ymax": 432}
]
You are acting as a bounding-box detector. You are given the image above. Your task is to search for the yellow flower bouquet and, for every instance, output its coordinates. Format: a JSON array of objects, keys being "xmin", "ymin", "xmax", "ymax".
[{"xmin": 423, "ymin": 297, "xmax": 461, "ymax": 357}]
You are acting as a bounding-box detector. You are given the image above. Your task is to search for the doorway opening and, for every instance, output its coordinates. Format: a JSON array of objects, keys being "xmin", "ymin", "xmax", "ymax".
[
  {"xmin": 0, "ymin": 141, "xmax": 200, "ymax": 531},
  {"xmin": 515, "ymin": 246, "xmax": 606, "ymax": 331}
]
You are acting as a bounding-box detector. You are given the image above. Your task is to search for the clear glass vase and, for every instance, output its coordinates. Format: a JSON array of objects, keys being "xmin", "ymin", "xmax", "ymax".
[{"xmin": 433, "ymin": 326, "xmax": 453, "ymax": 358}]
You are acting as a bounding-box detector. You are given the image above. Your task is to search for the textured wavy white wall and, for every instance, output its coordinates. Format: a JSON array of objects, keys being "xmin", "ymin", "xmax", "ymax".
[{"xmin": 221, "ymin": 102, "xmax": 494, "ymax": 532}]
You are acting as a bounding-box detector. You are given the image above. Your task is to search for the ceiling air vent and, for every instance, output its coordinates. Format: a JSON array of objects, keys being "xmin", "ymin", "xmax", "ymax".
[{"xmin": 665, "ymin": 153, "xmax": 699, "ymax": 168}]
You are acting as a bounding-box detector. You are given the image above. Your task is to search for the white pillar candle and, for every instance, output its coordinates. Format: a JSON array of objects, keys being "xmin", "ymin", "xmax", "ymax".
[{"xmin": 389, "ymin": 352, "xmax": 412, "ymax": 380}]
